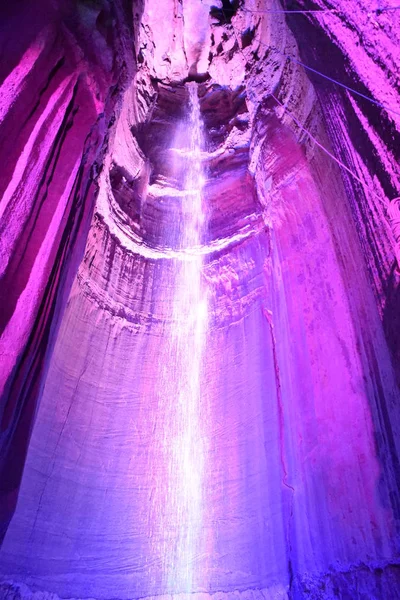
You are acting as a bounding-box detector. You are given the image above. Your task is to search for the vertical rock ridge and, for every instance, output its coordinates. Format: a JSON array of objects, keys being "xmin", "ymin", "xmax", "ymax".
[
  {"xmin": 0, "ymin": 0, "xmax": 138, "ymax": 539},
  {"xmin": 0, "ymin": 0, "xmax": 399, "ymax": 597}
]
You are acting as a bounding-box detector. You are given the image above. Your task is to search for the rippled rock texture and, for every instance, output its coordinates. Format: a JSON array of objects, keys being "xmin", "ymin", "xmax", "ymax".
[
  {"xmin": 0, "ymin": 0, "xmax": 139, "ymax": 538},
  {"xmin": 0, "ymin": 0, "xmax": 400, "ymax": 599}
]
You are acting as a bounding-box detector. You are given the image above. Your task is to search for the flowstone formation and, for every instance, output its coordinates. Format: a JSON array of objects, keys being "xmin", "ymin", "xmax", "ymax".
[{"xmin": 0, "ymin": 1, "xmax": 400, "ymax": 599}]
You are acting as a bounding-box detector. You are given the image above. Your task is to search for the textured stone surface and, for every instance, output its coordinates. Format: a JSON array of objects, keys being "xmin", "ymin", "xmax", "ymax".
[
  {"xmin": 0, "ymin": 0, "xmax": 138, "ymax": 538},
  {"xmin": 0, "ymin": 0, "xmax": 400, "ymax": 598}
]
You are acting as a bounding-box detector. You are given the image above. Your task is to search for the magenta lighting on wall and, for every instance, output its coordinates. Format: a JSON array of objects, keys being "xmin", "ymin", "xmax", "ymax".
[{"xmin": 0, "ymin": 1, "xmax": 400, "ymax": 599}]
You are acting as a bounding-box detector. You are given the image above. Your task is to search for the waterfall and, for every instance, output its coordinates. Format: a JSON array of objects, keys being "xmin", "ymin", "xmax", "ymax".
[{"xmin": 159, "ymin": 82, "xmax": 208, "ymax": 594}]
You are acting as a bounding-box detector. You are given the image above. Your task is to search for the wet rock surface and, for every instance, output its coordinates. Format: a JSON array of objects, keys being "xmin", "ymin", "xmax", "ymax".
[{"xmin": 0, "ymin": 1, "xmax": 400, "ymax": 598}]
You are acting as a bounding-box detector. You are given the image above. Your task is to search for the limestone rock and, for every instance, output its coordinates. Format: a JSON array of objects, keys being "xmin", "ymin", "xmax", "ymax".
[{"xmin": 0, "ymin": 1, "xmax": 400, "ymax": 598}]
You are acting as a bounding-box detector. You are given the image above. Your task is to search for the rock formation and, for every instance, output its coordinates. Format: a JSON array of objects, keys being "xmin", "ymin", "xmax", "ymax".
[{"xmin": 0, "ymin": 0, "xmax": 399, "ymax": 598}]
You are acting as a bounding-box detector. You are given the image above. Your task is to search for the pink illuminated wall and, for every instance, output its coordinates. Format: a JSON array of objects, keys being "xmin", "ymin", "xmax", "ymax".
[{"xmin": 0, "ymin": 1, "xmax": 400, "ymax": 599}]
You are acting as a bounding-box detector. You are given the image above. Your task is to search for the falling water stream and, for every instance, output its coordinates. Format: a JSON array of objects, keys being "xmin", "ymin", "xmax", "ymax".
[{"xmin": 160, "ymin": 82, "xmax": 208, "ymax": 594}]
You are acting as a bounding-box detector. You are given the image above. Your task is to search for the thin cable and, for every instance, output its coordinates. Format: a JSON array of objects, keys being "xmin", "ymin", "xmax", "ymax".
[
  {"xmin": 271, "ymin": 47, "xmax": 400, "ymax": 117},
  {"xmin": 229, "ymin": 21, "xmax": 400, "ymax": 117},
  {"xmin": 224, "ymin": 8, "xmax": 390, "ymax": 201},
  {"xmin": 243, "ymin": 7, "xmax": 338, "ymax": 12},
  {"xmin": 270, "ymin": 92, "xmax": 385, "ymax": 200},
  {"xmin": 242, "ymin": 5, "xmax": 400, "ymax": 14}
]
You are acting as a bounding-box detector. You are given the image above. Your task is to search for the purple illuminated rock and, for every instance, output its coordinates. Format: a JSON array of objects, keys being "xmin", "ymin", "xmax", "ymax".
[
  {"xmin": 0, "ymin": 0, "xmax": 137, "ymax": 538},
  {"xmin": 0, "ymin": 1, "xmax": 400, "ymax": 599}
]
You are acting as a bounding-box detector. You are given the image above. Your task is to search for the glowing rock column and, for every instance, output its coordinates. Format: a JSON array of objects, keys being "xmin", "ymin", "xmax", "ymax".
[{"xmin": 159, "ymin": 82, "xmax": 208, "ymax": 594}]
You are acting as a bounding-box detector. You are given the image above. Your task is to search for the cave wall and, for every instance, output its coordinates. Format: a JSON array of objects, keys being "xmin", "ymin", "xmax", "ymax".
[
  {"xmin": 282, "ymin": 0, "xmax": 400, "ymax": 381},
  {"xmin": 0, "ymin": 0, "xmax": 400, "ymax": 599},
  {"xmin": 0, "ymin": 0, "xmax": 139, "ymax": 539}
]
